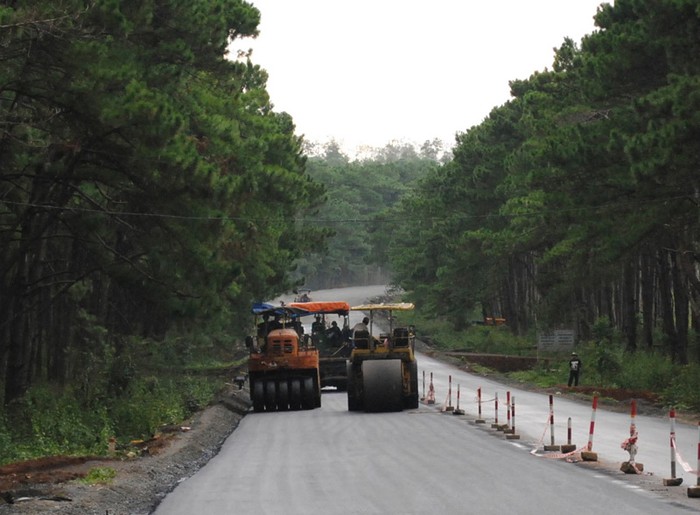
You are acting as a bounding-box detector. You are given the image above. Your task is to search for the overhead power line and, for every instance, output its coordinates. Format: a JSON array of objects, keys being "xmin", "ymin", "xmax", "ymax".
[{"xmin": 1, "ymin": 193, "xmax": 693, "ymax": 225}]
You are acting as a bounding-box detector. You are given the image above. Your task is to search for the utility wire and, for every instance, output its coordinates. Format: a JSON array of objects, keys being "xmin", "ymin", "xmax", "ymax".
[{"xmin": 0, "ymin": 193, "xmax": 693, "ymax": 225}]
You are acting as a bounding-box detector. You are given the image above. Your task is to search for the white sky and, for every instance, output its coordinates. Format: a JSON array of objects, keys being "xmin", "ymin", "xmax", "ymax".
[{"xmin": 237, "ymin": 1, "xmax": 610, "ymax": 154}]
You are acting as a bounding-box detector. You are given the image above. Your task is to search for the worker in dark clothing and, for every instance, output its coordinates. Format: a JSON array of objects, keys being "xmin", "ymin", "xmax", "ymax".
[
  {"xmin": 311, "ymin": 315, "xmax": 325, "ymax": 335},
  {"xmin": 257, "ymin": 314, "xmax": 272, "ymax": 337},
  {"xmin": 325, "ymin": 320, "xmax": 342, "ymax": 346},
  {"xmin": 568, "ymin": 352, "xmax": 582, "ymax": 387}
]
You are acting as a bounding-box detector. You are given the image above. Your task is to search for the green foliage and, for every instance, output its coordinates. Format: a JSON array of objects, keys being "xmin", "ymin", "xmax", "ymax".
[
  {"xmin": 510, "ymin": 363, "xmax": 564, "ymax": 389},
  {"xmin": 0, "ymin": 416, "xmax": 14, "ymax": 465},
  {"xmin": 588, "ymin": 342, "xmax": 623, "ymax": 385},
  {"xmin": 0, "ymin": 373, "xmax": 221, "ymax": 465},
  {"xmin": 110, "ymin": 376, "xmax": 219, "ymax": 439},
  {"xmin": 0, "ymin": 0, "xmax": 323, "ymax": 408},
  {"xmin": 618, "ymin": 352, "xmax": 675, "ymax": 392},
  {"xmin": 404, "ymin": 309, "xmax": 534, "ymax": 355},
  {"xmin": 296, "ymin": 146, "xmax": 438, "ymax": 288},
  {"xmin": 0, "ymin": 385, "xmax": 114, "ymax": 464},
  {"xmin": 662, "ymin": 365, "xmax": 700, "ymax": 412},
  {"xmin": 385, "ymin": 0, "xmax": 700, "ymax": 359},
  {"xmin": 79, "ymin": 467, "xmax": 117, "ymax": 485}
]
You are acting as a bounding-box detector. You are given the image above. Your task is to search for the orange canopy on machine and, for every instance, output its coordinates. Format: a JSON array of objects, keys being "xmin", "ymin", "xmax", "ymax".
[{"xmin": 288, "ymin": 301, "xmax": 350, "ymax": 315}]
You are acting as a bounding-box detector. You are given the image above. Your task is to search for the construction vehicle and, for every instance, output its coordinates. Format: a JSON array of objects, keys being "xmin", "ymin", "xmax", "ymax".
[
  {"xmin": 346, "ymin": 303, "xmax": 419, "ymax": 412},
  {"xmin": 289, "ymin": 301, "xmax": 352, "ymax": 390},
  {"xmin": 245, "ymin": 303, "xmax": 321, "ymax": 412},
  {"xmin": 293, "ymin": 288, "xmax": 312, "ymax": 302}
]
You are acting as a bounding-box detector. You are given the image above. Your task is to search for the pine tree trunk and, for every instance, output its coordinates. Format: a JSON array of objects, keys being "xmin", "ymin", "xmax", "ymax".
[
  {"xmin": 671, "ymin": 251, "xmax": 689, "ymax": 365},
  {"xmin": 622, "ymin": 258, "xmax": 638, "ymax": 352},
  {"xmin": 658, "ymin": 249, "xmax": 679, "ymax": 361},
  {"xmin": 640, "ymin": 248, "xmax": 655, "ymax": 350}
]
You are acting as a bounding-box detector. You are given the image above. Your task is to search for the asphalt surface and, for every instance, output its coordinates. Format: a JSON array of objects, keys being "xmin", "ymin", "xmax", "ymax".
[
  {"xmin": 155, "ymin": 285, "xmax": 700, "ymax": 514},
  {"xmin": 155, "ymin": 388, "xmax": 695, "ymax": 514}
]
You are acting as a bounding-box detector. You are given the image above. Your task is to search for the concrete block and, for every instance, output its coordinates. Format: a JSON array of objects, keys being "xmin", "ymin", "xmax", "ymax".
[
  {"xmin": 581, "ymin": 450, "xmax": 598, "ymax": 461},
  {"xmin": 663, "ymin": 477, "xmax": 683, "ymax": 486},
  {"xmin": 620, "ymin": 461, "xmax": 643, "ymax": 474}
]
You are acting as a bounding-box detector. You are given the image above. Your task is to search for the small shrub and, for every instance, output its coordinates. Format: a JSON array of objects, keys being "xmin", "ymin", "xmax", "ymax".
[
  {"xmin": 662, "ymin": 365, "xmax": 700, "ymax": 412},
  {"xmin": 110, "ymin": 377, "xmax": 185, "ymax": 439},
  {"xmin": 588, "ymin": 341, "xmax": 622, "ymax": 386},
  {"xmin": 0, "ymin": 416, "xmax": 14, "ymax": 465},
  {"xmin": 617, "ymin": 352, "xmax": 675, "ymax": 391}
]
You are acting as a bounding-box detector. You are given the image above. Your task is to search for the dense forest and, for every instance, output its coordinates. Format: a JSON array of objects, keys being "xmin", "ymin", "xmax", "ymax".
[
  {"xmin": 1, "ymin": 0, "xmax": 699, "ymax": 457},
  {"xmin": 0, "ymin": 1, "xmax": 328, "ymax": 409},
  {"xmin": 293, "ymin": 139, "xmax": 443, "ymax": 289},
  {"xmin": 380, "ymin": 0, "xmax": 700, "ymax": 364}
]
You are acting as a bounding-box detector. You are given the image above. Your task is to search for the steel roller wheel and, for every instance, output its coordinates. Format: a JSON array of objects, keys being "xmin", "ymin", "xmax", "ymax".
[
  {"xmin": 290, "ymin": 379, "xmax": 302, "ymax": 410},
  {"xmin": 252, "ymin": 381, "xmax": 265, "ymax": 412},
  {"xmin": 277, "ymin": 380, "xmax": 290, "ymax": 410},
  {"xmin": 265, "ymin": 380, "xmax": 277, "ymax": 411},
  {"xmin": 362, "ymin": 359, "xmax": 403, "ymax": 412}
]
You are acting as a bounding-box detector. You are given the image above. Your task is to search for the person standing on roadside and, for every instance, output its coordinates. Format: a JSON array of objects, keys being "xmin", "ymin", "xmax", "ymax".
[{"xmin": 568, "ymin": 352, "xmax": 582, "ymax": 387}]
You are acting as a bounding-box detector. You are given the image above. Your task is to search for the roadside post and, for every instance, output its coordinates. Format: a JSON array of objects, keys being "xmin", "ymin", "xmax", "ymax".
[
  {"xmin": 491, "ymin": 392, "xmax": 500, "ymax": 429},
  {"xmin": 453, "ymin": 384, "xmax": 465, "ymax": 415},
  {"xmin": 688, "ymin": 422, "xmax": 700, "ymax": 498},
  {"xmin": 442, "ymin": 375, "xmax": 454, "ymax": 412},
  {"xmin": 663, "ymin": 408, "xmax": 683, "ymax": 486},
  {"xmin": 426, "ymin": 372, "xmax": 436, "ymax": 405},
  {"xmin": 621, "ymin": 399, "xmax": 642, "ymax": 474},
  {"xmin": 560, "ymin": 417, "xmax": 576, "ymax": 453},
  {"xmin": 581, "ymin": 396, "xmax": 598, "ymax": 461},
  {"xmin": 505, "ymin": 396, "xmax": 520, "ymax": 440},
  {"xmin": 543, "ymin": 394, "xmax": 560, "ymax": 451},
  {"xmin": 475, "ymin": 387, "xmax": 485, "ymax": 424},
  {"xmin": 502, "ymin": 391, "xmax": 513, "ymax": 434}
]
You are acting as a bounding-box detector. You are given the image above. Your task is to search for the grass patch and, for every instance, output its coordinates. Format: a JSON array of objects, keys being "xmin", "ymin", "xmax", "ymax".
[
  {"xmin": 79, "ymin": 466, "xmax": 117, "ymax": 485},
  {"xmin": 509, "ymin": 366, "xmax": 563, "ymax": 388}
]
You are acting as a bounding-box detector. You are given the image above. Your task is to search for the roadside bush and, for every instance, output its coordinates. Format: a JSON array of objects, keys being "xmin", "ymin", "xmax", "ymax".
[
  {"xmin": 181, "ymin": 376, "xmax": 220, "ymax": 414},
  {"xmin": 110, "ymin": 377, "xmax": 186, "ymax": 439},
  {"xmin": 110, "ymin": 375, "xmax": 220, "ymax": 440},
  {"xmin": 616, "ymin": 352, "xmax": 675, "ymax": 391},
  {"xmin": 0, "ymin": 385, "xmax": 114, "ymax": 464},
  {"xmin": 0, "ymin": 374, "xmax": 222, "ymax": 466},
  {"xmin": 662, "ymin": 365, "xmax": 700, "ymax": 412},
  {"xmin": 0, "ymin": 415, "xmax": 13, "ymax": 465},
  {"xmin": 582, "ymin": 340, "xmax": 623, "ymax": 386},
  {"xmin": 404, "ymin": 311, "xmax": 532, "ymax": 354}
]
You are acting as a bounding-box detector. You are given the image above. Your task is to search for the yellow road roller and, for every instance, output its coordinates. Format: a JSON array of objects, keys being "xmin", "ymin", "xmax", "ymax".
[{"xmin": 346, "ymin": 303, "xmax": 418, "ymax": 412}]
